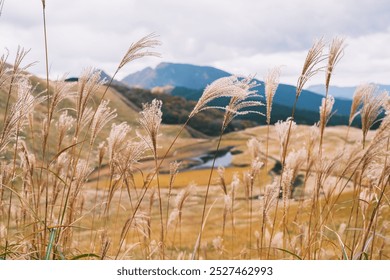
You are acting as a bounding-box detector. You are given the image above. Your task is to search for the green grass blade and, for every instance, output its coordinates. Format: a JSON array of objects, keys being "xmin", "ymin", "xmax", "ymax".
[{"xmin": 44, "ymin": 228, "xmax": 56, "ymax": 260}]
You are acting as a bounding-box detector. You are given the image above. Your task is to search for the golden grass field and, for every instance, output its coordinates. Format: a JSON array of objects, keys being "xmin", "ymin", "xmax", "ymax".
[{"xmin": 1, "ymin": 25, "xmax": 389, "ymax": 260}]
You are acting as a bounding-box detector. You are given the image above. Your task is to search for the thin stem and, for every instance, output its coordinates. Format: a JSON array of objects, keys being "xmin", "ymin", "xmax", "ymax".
[
  {"xmin": 196, "ymin": 130, "xmax": 224, "ymax": 259},
  {"xmin": 115, "ymin": 118, "xmax": 190, "ymax": 259}
]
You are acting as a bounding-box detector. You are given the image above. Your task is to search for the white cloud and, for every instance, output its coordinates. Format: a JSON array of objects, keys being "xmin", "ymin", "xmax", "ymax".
[{"xmin": 0, "ymin": 0, "xmax": 390, "ymax": 85}]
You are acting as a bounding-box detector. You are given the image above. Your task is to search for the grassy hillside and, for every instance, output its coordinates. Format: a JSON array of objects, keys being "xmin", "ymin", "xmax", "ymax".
[{"xmin": 112, "ymin": 84, "xmax": 259, "ymax": 136}]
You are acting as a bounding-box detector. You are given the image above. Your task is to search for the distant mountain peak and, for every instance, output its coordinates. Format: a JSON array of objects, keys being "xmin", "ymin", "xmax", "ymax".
[{"xmin": 121, "ymin": 62, "xmax": 231, "ymax": 89}]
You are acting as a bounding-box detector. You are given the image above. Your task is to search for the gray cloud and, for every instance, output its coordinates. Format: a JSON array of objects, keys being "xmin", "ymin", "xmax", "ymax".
[{"xmin": 1, "ymin": 0, "xmax": 390, "ymax": 86}]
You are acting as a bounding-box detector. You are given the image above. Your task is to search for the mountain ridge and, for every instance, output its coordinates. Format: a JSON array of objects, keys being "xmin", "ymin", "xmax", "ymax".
[
  {"xmin": 307, "ymin": 84, "xmax": 390, "ymax": 100},
  {"xmin": 122, "ymin": 62, "xmax": 230, "ymax": 89},
  {"xmin": 122, "ymin": 62, "xmax": 352, "ymax": 116}
]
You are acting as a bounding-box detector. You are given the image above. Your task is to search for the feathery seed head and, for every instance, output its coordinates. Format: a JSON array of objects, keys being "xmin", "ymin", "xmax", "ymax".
[
  {"xmin": 262, "ymin": 180, "xmax": 279, "ymax": 217},
  {"xmin": 247, "ymin": 137, "xmax": 261, "ymax": 162},
  {"xmin": 230, "ymin": 172, "xmax": 240, "ymax": 191},
  {"xmin": 189, "ymin": 75, "xmax": 259, "ymax": 119},
  {"xmin": 74, "ymin": 159, "xmax": 93, "ymax": 187},
  {"xmin": 169, "ymin": 161, "xmax": 181, "ymax": 187},
  {"xmin": 169, "ymin": 161, "xmax": 181, "ymax": 177},
  {"xmin": 250, "ymin": 158, "xmax": 264, "ymax": 177},
  {"xmin": 113, "ymin": 140, "xmax": 147, "ymax": 176},
  {"xmin": 107, "ymin": 122, "xmax": 131, "ymax": 162},
  {"xmin": 281, "ymin": 168, "xmax": 294, "ymax": 199},
  {"xmin": 275, "ymin": 117, "xmax": 296, "ymax": 159},
  {"xmin": 361, "ymin": 88, "xmax": 388, "ymax": 144},
  {"xmin": 90, "ymin": 100, "xmax": 117, "ymax": 145},
  {"xmin": 217, "ymin": 166, "xmax": 227, "ymax": 195},
  {"xmin": 139, "ymin": 99, "xmax": 163, "ymax": 154},
  {"xmin": 349, "ymin": 84, "xmax": 373, "ymax": 125},
  {"xmin": 297, "ymin": 38, "xmax": 326, "ymax": 97},
  {"xmin": 76, "ymin": 68, "xmax": 104, "ymax": 120},
  {"xmin": 319, "ymin": 95, "xmax": 335, "ymax": 129},
  {"xmin": 56, "ymin": 110, "xmax": 74, "ymax": 147},
  {"xmin": 173, "ymin": 183, "xmax": 196, "ymax": 224},
  {"xmin": 18, "ymin": 140, "xmax": 35, "ymax": 173},
  {"xmin": 167, "ymin": 209, "xmax": 179, "ymax": 228},
  {"xmin": 325, "ymin": 37, "xmax": 346, "ymax": 90},
  {"xmin": 50, "ymin": 77, "xmax": 74, "ymax": 114},
  {"xmin": 359, "ymin": 188, "xmax": 375, "ymax": 213},
  {"xmin": 221, "ymin": 75, "xmax": 263, "ymax": 128},
  {"xmin": 264, "ymin": 67, "xmax": 281, "ymax": 124},
  {"xmin": 119, "ymin": 33, "xmax": 161, "ymax": 70},
  {"xmin": 56, "ymin": 110, "xmax": 74, "ymax": 131}
]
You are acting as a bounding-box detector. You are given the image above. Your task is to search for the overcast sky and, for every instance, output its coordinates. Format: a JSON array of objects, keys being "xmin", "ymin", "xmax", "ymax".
[{"xmin": 1, "ymin": 0, "xmax": 390, "ymax": 86}]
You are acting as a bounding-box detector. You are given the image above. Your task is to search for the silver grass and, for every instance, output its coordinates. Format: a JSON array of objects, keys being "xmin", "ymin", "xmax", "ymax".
[
  {"xmin": 189, "ymin": 75, "xmax": 258, "ymax": 119},
  {"xmin": 90, "ymin": 100, "xmax": 117, "ymax": 145},
  {"xmin": 0, "ymin": 78, "xmax": 45, "ymax": 153},
  {"xmin": 264, "ymin": 67, "xmax": 281, "ymax": 124},
  {"xmin": 76, "ymin": 68, "xmax": 104, "ymax": 125},
  {"xmin": 118, "ymin": 34, "xmax": 161, "ymax": 70},
  {"xmin": 319, "ymin": 95, "xmax": 335, "ymax": 129},
  {"xmin": 9, "ymin": 47, "xmax": 35, "ymax": 81},
  {"xmin": 175, "ymin": 183, "xmax": 196, "ymax": 214},
  {"xmin": 107, "ymin": 122, "xmax": 131, "ymax": 163},
  {"xmin": 325, "ymin": 37, "xmax": 346, "ymax": 92},
  {"xmin": 73, "ymin": 159, "xmax": 93, "ymax": 192},
  {"xmin": 230, "ymin": 172, "xmax": 240, "ymax": 199},
  {"xmin": 0, "ymin": 51, "xmax": 10, "ymax": 89},
  {"xmin": 49, "ymin": 77, "xmax": 74, "ymax": 115},
  {"xmin": 247, "ymin": 137, "xmax": 262, "ymax": 161},
  {"xmin": 221, "ymin": 76, "xmax": 263, "ymax": 129},
  {"xmin": 262, "ymin": 180, "xmax": 279, "ymax": 220},
  {"xmin": 350, "ymin": 84, "xmax": 375, "ymax": 125},
  {"xmin": 285, "ymin": 148, "xmax": 307, "ymax": 183},
  {"xmin": 275, "ymin": 117, "xmax": 296, "ymax": 160},
  {"xmin": 18, "ymin": 140, "xmax": 35, "ymax": 176},
  {"xmin": 112, "ymin": 140, "xmax": 147, "ymax": 178},
  {"xmin": 281, "ymin": 168, "xmax": 293, "ymax": 201},
  {"xmin": 361, "ymin": 89, "xmax": 388, "ymax": 146},
  {"xmin": 296, "ymin": 39, "xmax": 326, "ymax": 98},
  {"xmin": 78, "ymin": 107, "xmax": 94, "ymax": 133},
  {"xmin": 139, "ymin": 99, "xmax": 163, "ymax": 155},
  {"xmin": 167, "ymin": 208, "xmax": 179, "ymax": 229},
  {"xmin": 217, "ymin": 166, "xmax": 227, "ymax": 195},
  {"xmin": 56, "ymin": 111, "xmax": 74, "ymax": 148},
  {"xmin": 169, "ymin": 161, "xmax": 181, "ymax": 186}
]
